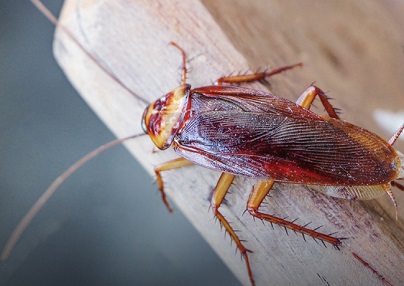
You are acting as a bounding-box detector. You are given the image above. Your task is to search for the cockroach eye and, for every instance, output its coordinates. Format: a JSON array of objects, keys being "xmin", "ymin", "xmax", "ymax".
[{"xmin": 141, "ymin": 105, "xmax": 150, "ymax": 134}]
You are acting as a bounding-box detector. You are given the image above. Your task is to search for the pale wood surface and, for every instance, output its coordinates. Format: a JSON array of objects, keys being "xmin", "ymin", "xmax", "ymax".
[{"xmin": 55, "ymin": 0, "xmax": 404, "ymax": 285}]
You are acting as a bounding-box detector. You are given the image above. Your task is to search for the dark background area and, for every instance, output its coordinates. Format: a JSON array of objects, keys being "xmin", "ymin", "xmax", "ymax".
[{"xmin": 0, "ymin": 1, "xmax": 239, "ymax": 285}]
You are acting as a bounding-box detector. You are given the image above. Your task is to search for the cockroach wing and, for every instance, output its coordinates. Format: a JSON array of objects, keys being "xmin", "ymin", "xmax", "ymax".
[
  {"xmin": 307, "ymin": 184, "xmax": 387, "ymax": 200},
  {"xmin": 174, "ymin": 86, "xmax": 400, "ymax": 186}
]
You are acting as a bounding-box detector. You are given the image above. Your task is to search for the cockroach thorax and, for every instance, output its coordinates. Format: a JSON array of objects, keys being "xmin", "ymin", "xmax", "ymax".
[{"xmin": 142, "ymin": 84, "xmax": 191, "ymax": 150}]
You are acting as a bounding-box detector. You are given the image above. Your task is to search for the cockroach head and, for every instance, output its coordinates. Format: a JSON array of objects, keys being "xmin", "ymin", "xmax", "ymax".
[{"xmin": 141, "ymin": 84, "xmax": 191, "ymax": 150}]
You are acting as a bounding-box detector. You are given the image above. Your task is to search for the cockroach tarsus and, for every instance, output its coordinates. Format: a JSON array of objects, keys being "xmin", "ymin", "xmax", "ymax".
[
  {"xmin": 352, "ymin": 252, "xmax": 393, "ymax": 286},
  {"xmin": 2, "ymin": 1, "xmax": 404, "ymax": 286}
]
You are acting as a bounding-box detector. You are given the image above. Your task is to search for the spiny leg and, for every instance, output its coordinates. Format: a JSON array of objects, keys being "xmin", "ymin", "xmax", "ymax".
[
  {"xmin": 154, "ymin": 157, "xmax": 194, "ymax": 213},
  {"xmin": 168, "ymin": 42, "xmax": 302, "ymax": 89},
  {"xmin": 384, "ymin": 122, "xmax": 403, "ymax": 216},
  {"xmin": 247, "ymin": 179, "xmax": 342, "ymax": 247},
  {"xmin": 352, "ymin": 252, "xmax": 392, "ymax": 286},
  {"xmin": 214, "ymin": 63, "xmax": 302, "ymax": 86},
  {"xmin": 382, "ymin": 184, "xmax": 398, "ymax": 220},
  {"xmin": 211, "ymin": 173, "xmax": 255, "ymax": 286},
  {"xmin": 295, "ymin": 85, "xmax": 340, "ymax": 119},
  {"xmin": 388, "ymin": 122, "xmax": 404, "ymax": 146}
]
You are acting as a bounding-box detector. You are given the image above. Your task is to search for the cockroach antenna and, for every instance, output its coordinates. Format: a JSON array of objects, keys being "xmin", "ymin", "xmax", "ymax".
[
  {"xmin": 30, "ymin": 0, "xmax": 149, "ymax": 105},
  {"xmin": 0, "ymin": 133, "xmax": 145, "ymax": 261},
  {"xmin": 1, "ymin": 0, "xmax": 152, "ymax": 261}
]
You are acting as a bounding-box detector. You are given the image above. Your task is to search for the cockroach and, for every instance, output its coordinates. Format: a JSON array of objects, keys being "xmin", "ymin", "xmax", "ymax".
[{"xmin": 2, "ymin": 1, "xmax": 404, "ymax": 286}]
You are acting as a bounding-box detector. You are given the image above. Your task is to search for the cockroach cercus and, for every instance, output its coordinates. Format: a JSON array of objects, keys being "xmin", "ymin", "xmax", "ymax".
[{"xmin": 2, "ymin": 1, "xmax": 404, "ymax": 286}]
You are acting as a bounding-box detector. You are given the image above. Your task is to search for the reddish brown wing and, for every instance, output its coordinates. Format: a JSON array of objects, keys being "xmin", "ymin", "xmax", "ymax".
[{"xmin": 173, "ymin": 86, "xmax": 398, "ymax": 185}]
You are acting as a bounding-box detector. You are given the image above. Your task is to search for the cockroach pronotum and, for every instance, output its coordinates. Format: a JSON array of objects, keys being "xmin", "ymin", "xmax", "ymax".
[{"xmin": 2, "ymin": 1, "xmax": 404, "ymax": 286}]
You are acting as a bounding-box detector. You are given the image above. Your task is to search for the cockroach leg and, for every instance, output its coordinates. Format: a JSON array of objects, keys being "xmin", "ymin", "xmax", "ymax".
[
  {"xmin": 388, "ymin": 122, "xmax": 404, "ymax": 146},
  {"xmin": 214, "ymin": 63, "xmax": 302, "ymax": 86},
  {"xmin": 168, "ymin": 42, "xmax": 188, "ymax": 85},
  {"xmin": 211, "ymin": 173, "xmax": 255, "ymax": 286},
  {"xmin": 391, "ymin": 181, "xmax": 404, "ymax": 191},
  {"xmin": 295, "ymin": 86, "xmax": 340, "ymax": 119},
  {"xmin": 247, "ymin": 179, "xmax": 342, "ymax": 247},
  {"xmin": 382, "ymin": 184, "xmax": 398, "ymax": 220},
  {"xmin": 352, "ymin": 252, "xmax": 393, "ymax": 286},
  {"xmin": 154, "ymin": 158, "xmax": 194, "ymax": 213}
]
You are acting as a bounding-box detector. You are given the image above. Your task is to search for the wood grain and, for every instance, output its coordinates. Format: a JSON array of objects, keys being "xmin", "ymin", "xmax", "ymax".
[{"xmin": 55, "ymin": 0, "xmax": 404, "ymax": 285}]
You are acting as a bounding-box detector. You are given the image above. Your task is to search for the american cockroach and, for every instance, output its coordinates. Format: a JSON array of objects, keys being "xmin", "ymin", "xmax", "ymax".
[{"xmin": 2, "ymin": 1, "xmax": 404, "ymax": 286}]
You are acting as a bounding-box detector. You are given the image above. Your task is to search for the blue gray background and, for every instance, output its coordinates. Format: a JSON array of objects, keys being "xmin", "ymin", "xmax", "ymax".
[{"xmin": 0, "ymin": 1, "xmax": 240, "ymax": 285}]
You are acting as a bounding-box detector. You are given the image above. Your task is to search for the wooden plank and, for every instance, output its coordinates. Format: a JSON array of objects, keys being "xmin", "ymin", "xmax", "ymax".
[{"xmin": 53, "ymin": 0, "xmax": 404, "ymax": 285}]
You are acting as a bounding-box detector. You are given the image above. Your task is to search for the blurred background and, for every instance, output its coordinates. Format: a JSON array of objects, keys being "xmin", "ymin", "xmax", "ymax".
[{"xmin": 0, "ymin": 1, "xmax": 239, "ymax": 285}]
